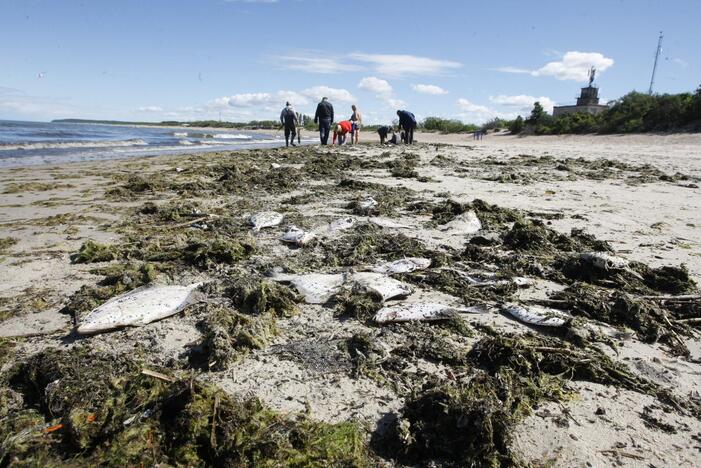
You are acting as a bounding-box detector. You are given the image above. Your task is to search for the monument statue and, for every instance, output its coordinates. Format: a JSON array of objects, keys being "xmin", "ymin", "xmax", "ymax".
[{"xmin": 588, "ymin": 66, "xmax": 596, "ymax": 86}]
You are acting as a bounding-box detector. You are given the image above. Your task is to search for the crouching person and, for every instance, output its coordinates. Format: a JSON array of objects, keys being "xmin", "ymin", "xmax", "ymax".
[{"xmin": 333, "ymin": 120, "xmax": 353, "ymax": 145}]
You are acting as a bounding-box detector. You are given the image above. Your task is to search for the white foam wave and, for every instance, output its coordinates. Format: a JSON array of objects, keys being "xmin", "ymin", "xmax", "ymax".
[
  {"xmin": 0, "ymin": 139, "xmax": 149, "ymax": 151},
  {"xmin": 173, "ymin": 132, "xmax": 188, "ymax": 137},
  {"xmin": 178, "ymin": 139, "xmax": 195, "ymax": 145},
  {"xmin": 213, "ymin": 133, "xmax": 252, "ymax": 140}
]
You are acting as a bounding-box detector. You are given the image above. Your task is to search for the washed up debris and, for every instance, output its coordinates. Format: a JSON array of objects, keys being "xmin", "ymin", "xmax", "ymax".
[
  {"xmin": 280, "ymin": 224, "xmax": 316, "ymax": 246},
  {"xmin": 269, "ymin": 272, "xmax": 346, "ymax": 304},
  {"xmin": 357, "ymin": 196, "xmax": 378, "ymax": 212},
  {"xmin": 581, "ymin": 251, "xmax": 629, "ymax": 270},
  {"xmin": 270, "ymin": 162, "xmax": 282, "ymax": 169},
  {"xmin": 76, "ymin": 283, "xmax": 202, "ymax": 335},
  {"xmin": 350, "ymin": 272, "xmax": 413, "ymax": 301},
  {"xmin": 328, "ymin": 217, "xmax": 356, "ymax": 231},
  {"xmin": 442, "ymin": 210, "xmax": 482, "ymax": 234},
  {"xmin": 374, "ymin": 302, "xmax": 486, "ymax": 324},
  {"xmin": 371, "ymin": 257, "xmax": 432, "ymax": 275},
  {"xmin": 503, "ymin": 303, "xmax": 571, "ymax": 327},
  {"xmin": 368, "ymin": 217, "xmax": 411, "ymax": 229},
  {"xmin": 249, "ymin": 211, "xmax": 284, "ymax": 232}
]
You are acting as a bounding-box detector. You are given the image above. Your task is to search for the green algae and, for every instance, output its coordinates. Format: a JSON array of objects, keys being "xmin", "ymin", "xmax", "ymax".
[
  {"xmin": 72, "ymin": 240, "xmax": 120, "ymax": 264},
  {"xmin": 198, "ymin": 305, "xmax": 278, "ymax": 371},
  {"xmin": 0, "ymin": 347, "xmax": 373, "ymax": 466},
  {"xmin": 0, "ymin": 237, "xmax": 18, "ymax": 254},
  {"xmin": 224, "ymin": 275, "xmax": 299, "ymax": 317}
]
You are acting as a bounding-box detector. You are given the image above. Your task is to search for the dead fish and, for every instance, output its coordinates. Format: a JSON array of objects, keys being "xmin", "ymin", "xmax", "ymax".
[
  {"xmin": 281, "ymin": 225, "xmax": 316, "ymax": 246},
  {"xmin": 580, "ymin": 252, "xmax": 628, "ymax": 270},
  {"xmin": 503, "ymin": 303, "xmax": 570, "ymax": 327},
  {"xmin": 77, "ymin": 283, "xmax": 202, "ymax": 335},
  {"xmin": 372, "ymin": 257, "xmax": 432, "ymax": 275},
  {"xmin": 374, "ymin": 302, "xmax": 486, "ymax": 324},
  {"xmin": 351, "ymin": 272, "xmax": 413, "ymax": 301},
  {"xmin": 442, "ymin": 210, "xmax": 481, "ymax": 234},
  {"xmin": 269, "ymin": 272, "xmax": 346, "ymax": 304},
  {"xmin": 358, "ymin": 196, "xmax": 378, "ymax": 212},
  {"xmin": 270, "ymin": 163, "xmax": 282, "ymax": 169},
  {"xmin": 249, "ymin": 211, "xmax": 284, "ymax": 232},
  {"xmin": 328, "ymin": 217, "xmax": 356, "ymax": 231},
  {"xmin": 369, "ymin": 217, "xmax": 411, "ymax": 229}
]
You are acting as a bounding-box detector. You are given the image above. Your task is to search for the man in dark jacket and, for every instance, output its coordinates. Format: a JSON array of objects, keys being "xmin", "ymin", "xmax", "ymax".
[
  {"xmin": 280, "ymin": 102, "xmax": 298, "ymax": 147},
  {"xmin": 396, "ymin": 110, "xmax": 417, "ymax": 144},
  {"xmin": 314, "ymin": 97, "xmax": 334, "ymax": 145}
]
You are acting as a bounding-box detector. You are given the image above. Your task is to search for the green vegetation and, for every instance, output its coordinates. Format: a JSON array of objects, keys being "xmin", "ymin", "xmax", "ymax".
[
  {"xmin": 421, "ymin": 117, "xmax": 479, "ymax": 134},
  {"xmin": 0, "ymin": 347, "xmax": 373, "ymax": 466},
  {"xmin": 513, "ymin": 86, "xmax": 701, "ymax": 135}
]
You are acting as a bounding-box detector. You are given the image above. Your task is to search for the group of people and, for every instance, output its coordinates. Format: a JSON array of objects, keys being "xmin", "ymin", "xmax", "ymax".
[{"xmin": 279, "ymin": 97, "xmax": 417, "ymax": 147}]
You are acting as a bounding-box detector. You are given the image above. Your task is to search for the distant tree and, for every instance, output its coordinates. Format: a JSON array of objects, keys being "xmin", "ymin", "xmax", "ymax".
[
  {"xmin": 527, "ymin": 102, "xmax": 548, "ymax": 126},
  {"xmin": 508, "ymin": 116, "xmax": 524, "ymax": 134}
]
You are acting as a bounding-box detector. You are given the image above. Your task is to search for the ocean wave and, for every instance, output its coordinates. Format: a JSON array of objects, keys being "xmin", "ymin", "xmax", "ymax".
[
  {"xmin": 213, "ymin": 133, "xmax": 252, "ymax": 140},
  {"xmin": 173, "ymin": 132, "xmax": 188, "ymax": 137},
  {"xmin": 178, "ymin": 139, "xmax": 195, "ymax": 145},
  {"xmin": 0, "ymin": 139, "xmax": 149, "ymax": 151}
]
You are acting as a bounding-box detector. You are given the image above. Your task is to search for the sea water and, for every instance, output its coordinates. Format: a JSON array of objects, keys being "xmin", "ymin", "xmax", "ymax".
[{"xmin": 0, "ymin": 120, "xmax": 309, "ymax": 168}]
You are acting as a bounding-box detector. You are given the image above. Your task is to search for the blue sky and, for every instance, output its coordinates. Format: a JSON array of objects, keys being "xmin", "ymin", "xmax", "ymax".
[{"xmin": 0, "ymin": 0, "xmax": 698, "ymax": 124}]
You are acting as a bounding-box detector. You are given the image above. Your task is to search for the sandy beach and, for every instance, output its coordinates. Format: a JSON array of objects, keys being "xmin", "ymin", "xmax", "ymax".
[{"xmin": 1, "ymin": 132, "xmax": 700, "ymax": 466}]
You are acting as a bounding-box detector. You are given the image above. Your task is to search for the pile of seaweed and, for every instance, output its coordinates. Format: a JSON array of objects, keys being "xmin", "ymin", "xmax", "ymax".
[
  {"xmin": 459, "ymin": 154, "xmax": 700, "ymax": 187},
  {"xmin": 367, "ymin": 330, "xmax": 699, "ymax": 466},
  {"xmin": 0, "ymin": 348, "xmax": 372, "ymax": 466}
]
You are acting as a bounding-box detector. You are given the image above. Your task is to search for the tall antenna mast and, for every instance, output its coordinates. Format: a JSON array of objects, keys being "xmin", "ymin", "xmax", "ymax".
[{"xmin": 648, "ymin": 31, "xmax": 663, "ymax": 95}]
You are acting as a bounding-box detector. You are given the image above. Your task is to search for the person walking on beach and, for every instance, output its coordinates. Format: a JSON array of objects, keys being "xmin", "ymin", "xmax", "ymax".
[
  {"xmin": 280, "ymin": 102, "xmax": 298, "ymax": 147},
  {"xmin": 314, "ymin": 97, "xmax": 334, "ymax": 145},
  {"xmin": 397, "ymin": 110, "xmax": 417, "ymax": 144},
  {"xmin": 350, "ymin": 104, "xmax": 362, "ymax": 144},
  {"xmin": 332, "ymin": 120, "xmax": 353, "ymax": 145}
]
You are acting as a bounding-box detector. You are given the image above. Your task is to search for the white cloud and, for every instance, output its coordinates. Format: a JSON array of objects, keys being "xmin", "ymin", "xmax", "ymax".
[
  {"xmin": 456, "ymin": 98, "xmax": 516, "ymax": 124},
  {"xmin": 301, "ymin": 86, "xmax": 355, "ymax": 103},
  {"xmin": 358, "ymin": 76, "xmax": 393, "ymax": 95},
  {"xmin": 135, "ymin": 106, "xmax": 163, "ymax": 113},
  {"xmin": 413, "ymin": 84, "xmax": 448, "ymax": 95},
  {"xmin": 496, "ymin": 51, "xmax": 614, "ymax": 82},
  {"xmin": 211, "ymin": 90, "xmax": 310, "ymax": 110},
  {"xmin": 490, "ymin": 94, "xmax": 555, "ymax": 113},
  {"xmin": 386, "ymin": 98, "xmax": 406, "ymax": 109},
  {"xmin": 274, "ymin": 54, "xmax": 362, "ymax": 74},
  {"xmin": 532, "ymin": 51, "xmax": 613, "ymax": 81},
  {"xmin": 349, "ymin": 53, "xmax": 462, "ymax": 76}
]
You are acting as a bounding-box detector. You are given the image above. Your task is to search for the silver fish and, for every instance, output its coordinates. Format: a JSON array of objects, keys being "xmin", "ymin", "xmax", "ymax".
[
  {"xmin": 358, "ymin": 196, "xmax": 378, "ymax": 211},
  {"xmin": 77, "ymin": 283, "xmax": 202, "ymax": 335},
  {"xmin": 369, "ymin": 217, "xmax": 410, "ymax": 229},
  {"xmin": 374, "ymin": 302, "xmax": 486, "ymax": 324},
  {"xmin": 442, "ymin": 210, "xmax": 481, "ymax": 234},
  {"xmin": 372, "ymin": 257, "xmax": 432, "ymax": 275},
  {"xmin": 351, "ymin": 272, "xmax": 413, "ymax": 301},
  {"xmin": 249, "ymin": 211, "xmax": 284, "ymax": 232},
  {"xmin": 281, "ymin": 225, "xmax": 316, "ymax": 246},
  {"xmin": 328, "ymin": 217, "xmax": 356, "ymax": 231},
  {"xmin": 580, "ymin": 252, "xmax": 628, "ymax": 270},
  {"xmin": 503, "ymin": 303, "xmax": 570, "ymax": 327},
  {"xmin": 270, "ymin": 272, "xmax": 346, "ymax": 304}
]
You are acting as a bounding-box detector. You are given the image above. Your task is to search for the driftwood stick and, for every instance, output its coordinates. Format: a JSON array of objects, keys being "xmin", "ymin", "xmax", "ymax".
[{"xmin": 141, "ymin": 368, "xmax": 176, "ymax": 383}]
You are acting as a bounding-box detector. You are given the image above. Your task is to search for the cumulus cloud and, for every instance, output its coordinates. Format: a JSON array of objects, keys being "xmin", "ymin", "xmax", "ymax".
[
  {"xmin": 456, "ymin": 98, "xmax": 516, "ymax": 124},
  {"xmin": 350, "ymin": 53, "xmax": 462, "ymax": 76},
  {"xmin": 496, "ymin": 51, "xmax": 614, "ymax": 82},
  {"xmin": 413, "ymin": 84, "xmax": 448, "ymax": 95},
  {"xmin": 301, "ymin": 86, "xmax": 355, "ymax": 103},
  {"xmin": 358, "ymin": 76, "xmax": 393, "ymax": 95},
  {"xmin": 490, "ymin": 94, "xmax": 555, "ymax": 113},
  {"xmin": 211, "ymin": 90, "xmax": 310, "ymax": 110}
]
